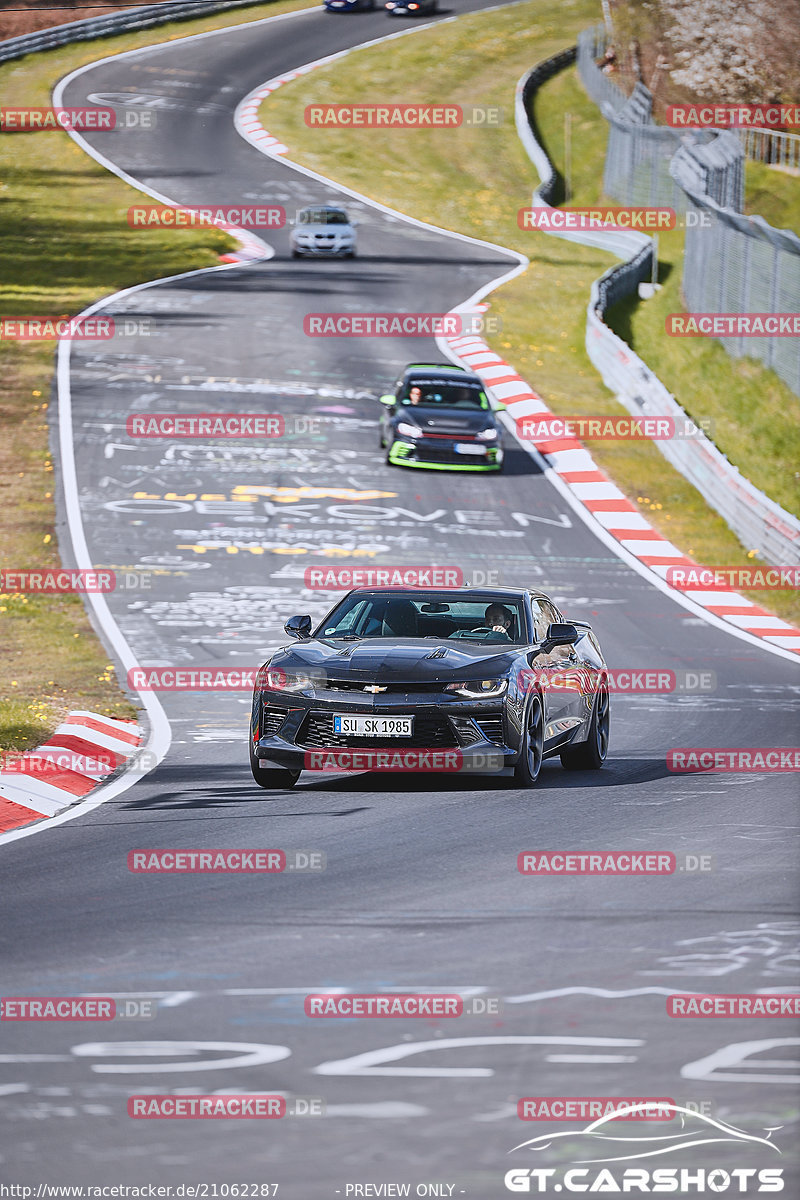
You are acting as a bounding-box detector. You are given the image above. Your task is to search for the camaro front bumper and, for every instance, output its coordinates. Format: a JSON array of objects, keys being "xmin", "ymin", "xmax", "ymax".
[{"xmin": 252, "ymin": 695, "xmax": 518, "ymax": 774}]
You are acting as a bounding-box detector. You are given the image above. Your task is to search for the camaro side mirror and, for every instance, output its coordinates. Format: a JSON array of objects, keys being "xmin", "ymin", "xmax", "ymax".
[
  {"xmin": 544, "ymin": 621, "xmax": 579, "ymax": 647},
  {"xmin": 285, "ymin": 614, "xmax": 312, "ymax": 639},
  {"xmin": 379, "ymin": 394, "xmax": 396, "ymax": 407}
]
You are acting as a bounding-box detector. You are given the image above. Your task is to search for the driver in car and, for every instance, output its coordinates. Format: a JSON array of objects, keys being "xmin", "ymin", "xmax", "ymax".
[{"xmin": 482, "ymin": 603, "xmax": 514, "ymax": 638}]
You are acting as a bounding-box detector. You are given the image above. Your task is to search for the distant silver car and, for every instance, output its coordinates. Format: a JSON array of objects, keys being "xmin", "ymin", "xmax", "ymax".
[{"xmin": 289, "ymin": 205, "xmax": 358, "ymax": 258}]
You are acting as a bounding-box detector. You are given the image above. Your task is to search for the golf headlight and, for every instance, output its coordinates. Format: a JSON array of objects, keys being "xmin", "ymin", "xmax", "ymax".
[
  {"xmin": 445, "ymin": 678, "xmax": 508, "ymax": 698},
  {"xmin": 396, "ymin": 421, "xmax": 423, "ymax": 438},
  {"xmin": 477, "ymin": 427, "xmax": 498, "ymax": 441}
]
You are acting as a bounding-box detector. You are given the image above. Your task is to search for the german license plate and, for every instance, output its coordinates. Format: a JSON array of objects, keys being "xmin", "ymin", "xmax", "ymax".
[
  {"xmin": 333, "ymin": 715, "xmax": 413, "ymax": 737},
  {"xmin": 454, "ymin": 443, "xmax": 486, "ymax": 455}
]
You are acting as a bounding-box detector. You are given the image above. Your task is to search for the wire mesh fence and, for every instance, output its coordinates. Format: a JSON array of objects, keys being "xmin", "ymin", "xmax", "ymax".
[
  {"xmin": 578, "ymin": 23, "xmax": 800, "ymax": 399},
  {"xmin": 519, "ymin": 41, "xmax": 800, "ymax": 565}
]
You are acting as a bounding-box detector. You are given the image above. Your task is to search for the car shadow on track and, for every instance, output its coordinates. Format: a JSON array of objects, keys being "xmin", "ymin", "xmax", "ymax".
[
  {"xmin": 295, "ymin": 756, "xmax": 672, "ymax": 792},
  {"xmin": 112, "ymin": 758, "xmax": 671, "ymax": 813}
]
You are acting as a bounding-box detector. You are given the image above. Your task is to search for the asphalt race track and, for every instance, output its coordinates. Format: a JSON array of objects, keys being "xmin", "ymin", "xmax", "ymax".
[{"xmin": 1, "ymin": 2, "xmax": 799, "ymax": 1194}]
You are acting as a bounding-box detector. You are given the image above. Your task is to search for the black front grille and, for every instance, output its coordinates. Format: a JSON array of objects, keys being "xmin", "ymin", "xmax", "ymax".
[
  {"xmin": 261, "ymin": 705, "xmax": 288, "ymax": 736},
  {"xmin": 324, "ymin": 679, "xmax": 445, "ymax": 694},
  {"xmin": 298, "ymin": 710, "xmax": 458, "ymax": 749},
  {"xmin": 475, "ymin": 714, "xmax": 505, "ymax": 744}
]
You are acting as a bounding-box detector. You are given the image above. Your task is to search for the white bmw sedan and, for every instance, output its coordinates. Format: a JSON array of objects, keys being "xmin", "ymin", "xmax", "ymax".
[{"xmin": 289, "ymin": 205, "xmax": 358, "ymax": 258}]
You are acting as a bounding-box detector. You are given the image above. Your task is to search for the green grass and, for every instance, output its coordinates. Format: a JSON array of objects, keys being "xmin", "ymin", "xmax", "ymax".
[
  {"xmin": 745, "ymin": 158, "xmax": 800, "ymax": 234},
  {"xmin": 259, "ymin": 0, "xmax": 800, "ymax": 628},
  {"xmin": 0, "ymin": 0, "xmax": 316, "ymax": 752}
]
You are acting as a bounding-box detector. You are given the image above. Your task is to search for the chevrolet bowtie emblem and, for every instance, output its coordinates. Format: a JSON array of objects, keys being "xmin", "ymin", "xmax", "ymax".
[{"xmin": 363, "ymin": 684, "xmax": 387, "ymax": 693}]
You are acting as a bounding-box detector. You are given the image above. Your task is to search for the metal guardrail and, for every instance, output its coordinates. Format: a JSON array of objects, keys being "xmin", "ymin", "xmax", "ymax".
[
  {"xmin": 517, "ymin": 48, "xmax": 800, "ymax": 566},
  {"xmin": 0, "ymin": 0, "xmax": 270, "ymax": 64},
  {"xmin": 738, "ymin": 127, "xmax": 800, "ymax": 171}
]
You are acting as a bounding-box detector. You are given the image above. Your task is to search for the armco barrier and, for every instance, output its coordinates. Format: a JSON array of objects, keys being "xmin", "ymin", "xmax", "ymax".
[
  {"xmin": 0, "ymin": 0, "xmax": 270, "ymax": 65},
  {"xmin": 517, "ymin": 49, "xmax": 800, "ymax": 566}
]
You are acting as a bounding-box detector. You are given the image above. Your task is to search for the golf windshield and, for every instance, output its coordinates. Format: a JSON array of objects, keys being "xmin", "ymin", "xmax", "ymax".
[
  {"xmin": 318, "ymin": 593, "xmax": 526, "ymax": 643},
  {"xmin": 401, "ymin": 379, "xmax": 489, "ymax": 409}
]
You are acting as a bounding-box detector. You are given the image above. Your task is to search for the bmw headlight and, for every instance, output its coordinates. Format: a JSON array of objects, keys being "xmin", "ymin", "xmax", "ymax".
[
  {"xmin": 396, "ymin": 420, "xmax": 423, "ymax": 439},
  {"xmin": 477, "ymin": 427, "xmax": 498, "ymax": 441},
  {"xmin": 445, "ymin": 678, "xmax": 508, "ymax": 698}
]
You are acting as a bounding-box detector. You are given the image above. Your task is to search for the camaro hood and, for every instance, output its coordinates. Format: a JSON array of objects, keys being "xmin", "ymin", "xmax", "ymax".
[
  {"xmin": 393, "ymin": 405, "xmax": 495, "ymax": 436},
  {"xmin": 268, "ymin": 639, "xmax": 518, "ymax": 683}
]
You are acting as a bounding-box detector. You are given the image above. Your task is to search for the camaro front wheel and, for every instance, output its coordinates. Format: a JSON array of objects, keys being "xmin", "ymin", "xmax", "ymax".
[
  {"xmin": 250, "ymin": 747, "xmax": 300, "ymax": 790},
  {"xmin": 514, "ymin": 693, "xmax": 544, "ymax": 787},
  {"xmin": 560, "ymin": 683, "xmax": 610, "ymax": 770}
]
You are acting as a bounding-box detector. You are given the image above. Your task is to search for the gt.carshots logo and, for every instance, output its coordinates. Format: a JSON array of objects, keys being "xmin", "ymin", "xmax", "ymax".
[
  {"xmin": 505, "ymin": 1105, "xmax": 785, "ymax": 1192},
  {"xmin": 503, "ymin": 1168, "xmax": 784, "ymax": 1193}
]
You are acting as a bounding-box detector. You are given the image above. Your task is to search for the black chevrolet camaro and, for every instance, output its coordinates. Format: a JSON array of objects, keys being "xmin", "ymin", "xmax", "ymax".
[{"xmin": 249, "ymin": 587, "xmax": 610, "ymax": 789}]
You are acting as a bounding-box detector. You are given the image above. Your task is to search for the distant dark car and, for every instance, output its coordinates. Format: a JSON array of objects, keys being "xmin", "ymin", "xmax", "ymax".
[
  {"xmin": 385, "ymin": 0, "xmax": 437, "ymax": 13},
  {"xmin": 249, "ymin": 587, "xmax": 610, "ymax": 789},
  {"xmin": 379, "ymin": 362, "xmax": 505, "ymax": 471},
  {"xmin": 324, "ymin": 0, "xmax": 375, "ymax": 10}
]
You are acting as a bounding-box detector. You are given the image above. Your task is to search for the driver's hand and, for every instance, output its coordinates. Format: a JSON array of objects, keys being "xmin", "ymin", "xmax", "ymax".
[{"xmin": 491, "ymin": 624, "xmax": 507, "ymax": 633}]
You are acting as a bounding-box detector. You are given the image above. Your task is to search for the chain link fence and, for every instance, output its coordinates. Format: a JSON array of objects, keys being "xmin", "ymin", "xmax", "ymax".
[
  {"xmin": 577, "ymin": 22, "xmax": 800, "ymax": 400},
  {"xmin": 672, "ymin": 136, "xmax": 800, "ymax": 395},
  {"xmin": 517, "ymin": 45, "xmax": 800, "ymax": 565}
]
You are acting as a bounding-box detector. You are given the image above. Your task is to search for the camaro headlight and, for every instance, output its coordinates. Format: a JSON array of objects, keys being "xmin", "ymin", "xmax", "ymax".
[
  {"xmin": 265, "ymin": 668, "xmax": 315, "ymax": 693},
  {"xmin": 445, "ymin": 678, "xmax": 508, "ymax": 698},
  {"xmin": 396, "ymin": 420, "xmax": 423, "ymax": 438},
  {"xmin": 477, "ymin": 427, "xmax": 498, "ymax": 441}
]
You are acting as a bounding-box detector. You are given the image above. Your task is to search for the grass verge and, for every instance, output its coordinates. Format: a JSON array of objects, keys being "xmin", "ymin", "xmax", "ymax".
[
  {"xmin": 0, "ymin": 0, "xmax": 316, "ymax": 754},
  {"xmin": 259, "ymin": 0, "xmax": 800, "ymax": 628}
]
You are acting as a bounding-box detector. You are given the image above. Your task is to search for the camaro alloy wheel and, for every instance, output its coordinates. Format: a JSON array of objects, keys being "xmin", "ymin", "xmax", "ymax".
[
  {"xmin": 249, "ymin": 745, "xmax": 300, "ymax": 790},
  {"xmin": 560, "ymin": 681, "xmax": 610, "ymax": 770},
  {"xmin": 514, "ymin": 692, "xmax": 544, "ymax": 787}
]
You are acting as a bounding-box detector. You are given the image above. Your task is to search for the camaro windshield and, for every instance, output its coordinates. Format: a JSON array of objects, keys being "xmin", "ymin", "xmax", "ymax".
[
  {"xmin": 298, "ymin": 209, "xmax": 349, "ymax": 225},
  {"xmin": 400, "ymin": 381, "xmax": 489, "ymax": 410},
  {"xmin": 317, "ymin": 594, "xmax": 527, "ymax": 643}
]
